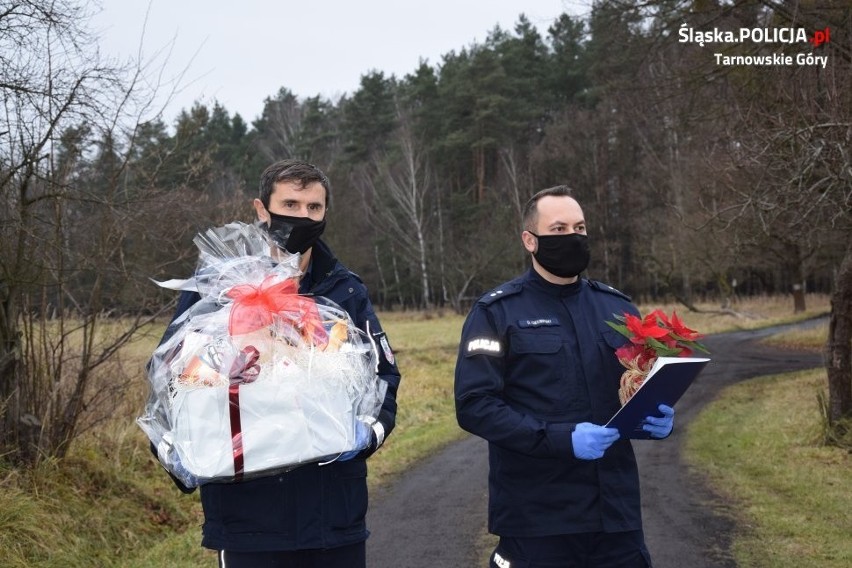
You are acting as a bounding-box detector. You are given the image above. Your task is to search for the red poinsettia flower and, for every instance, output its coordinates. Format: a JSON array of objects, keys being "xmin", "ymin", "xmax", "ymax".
[
  {"xmin": 623, "ymin": 313, "xmax": 671, "ymax": 344},
  {"xmin": 609, "ymin": 310, "xmax": 707, "ymax": 357},
  {"xmin": 615, "ymin": 343, "xmax": 656, "ymax": 370},
  {"xmin": 669, "ymin": 311, "xmax": 702, "ymax": 341},
  {"xmin": 615, "ymin": 343, "xmax": 642, "ymax": 362},
  {"xmin": 607, "ymin": 309, "xmax": 709, "ymax": 404}
]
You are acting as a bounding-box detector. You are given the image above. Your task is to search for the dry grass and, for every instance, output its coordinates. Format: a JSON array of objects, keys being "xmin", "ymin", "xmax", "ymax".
[
  {"xmin": 635, "ymin": 294, "xmax": 831, "ymax": 336},
  {"xmin": 760, "ymin": 324, "xmax": 829, "ymax": 352},
  {"xmin": 686, "ymin": 369, "xmax": 852, "ymax": 567},
  {"xmin": 366, "ymin": 312, "xmax": 467, "ymax": 486}
]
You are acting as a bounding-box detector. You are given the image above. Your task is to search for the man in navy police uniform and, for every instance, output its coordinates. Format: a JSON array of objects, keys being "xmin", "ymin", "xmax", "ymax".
[
  {"xmin": 454, "ymin": 185, "xmax": 674, "ymax": 568},
  {"xmin": 157, "ymin": 160, "xmax": 401, "ymax": 568}
]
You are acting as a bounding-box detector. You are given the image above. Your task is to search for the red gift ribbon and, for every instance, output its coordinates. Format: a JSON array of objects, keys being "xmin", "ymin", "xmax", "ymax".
[
  {"xmin": 224, "ymin": 276, "xmax": 330, "ymax": 480},
  {"xmin": 228, "ymin": 383, "xmax": 245, "ymax": 481},
  {"xmin": 226, "ymin": 276, "xmax": 327, "ymax": 347},
  {"xmin": 228, "ymin": 346, "xmax": 261, "ymax": 385}
]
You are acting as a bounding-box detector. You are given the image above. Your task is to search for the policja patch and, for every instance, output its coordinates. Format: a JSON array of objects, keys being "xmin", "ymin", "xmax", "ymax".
[
  {"xmin": 466, "ymin": 337, "xmax": 502, "ymax": 355},
  {"xmin": 492, "ymin": 550, "xmax": 511, "ymax": 568}
]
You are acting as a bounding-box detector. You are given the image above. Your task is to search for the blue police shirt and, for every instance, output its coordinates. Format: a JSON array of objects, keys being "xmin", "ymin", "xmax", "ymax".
[{"xmin": 454, "ymin": 268, "xmax": 643, "ymax": 537}]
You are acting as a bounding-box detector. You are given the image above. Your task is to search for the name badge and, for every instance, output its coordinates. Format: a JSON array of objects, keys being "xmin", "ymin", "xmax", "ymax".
[{"xmin": 517, "ymin": 317, "xmax": 560, "ymax": 329}]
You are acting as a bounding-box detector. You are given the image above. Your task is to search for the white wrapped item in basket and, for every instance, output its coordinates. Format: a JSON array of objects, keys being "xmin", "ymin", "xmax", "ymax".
[{"xmin": 138, "ymin": 222, "xmax": 384, "ymax": 488}]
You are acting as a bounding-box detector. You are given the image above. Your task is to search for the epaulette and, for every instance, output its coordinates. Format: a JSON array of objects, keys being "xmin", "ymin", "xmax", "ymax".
[
  {"xmin": 587, "ymin": 279, "xmax": 632, "ymax": 302},
  {"xmin": 476, "ymin": 281, "xmax": 523, "ymax": 306}
]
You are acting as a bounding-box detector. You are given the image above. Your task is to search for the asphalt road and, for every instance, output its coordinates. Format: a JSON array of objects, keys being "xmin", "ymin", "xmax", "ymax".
[{"xmin": 365, "ymin": 319, "xmax": 826, "ymax": 568}]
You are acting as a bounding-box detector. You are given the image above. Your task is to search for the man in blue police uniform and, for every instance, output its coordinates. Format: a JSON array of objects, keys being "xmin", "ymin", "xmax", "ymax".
[
  {"xmin": 158, "ymin": 160, "xmax": 401, "ymax": 568},
  {"xmin": 454, "ymin": 185, "xmax": 675, "ymax": 568}
]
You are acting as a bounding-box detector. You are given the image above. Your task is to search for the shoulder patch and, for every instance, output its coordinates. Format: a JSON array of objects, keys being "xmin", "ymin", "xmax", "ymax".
[
  {"xmin": 587, "ymin": 279, "xmax": 632, "ymax": 302},
  {"xmin": 465, "ymin": 337, "xmax": 502, "ymax": 356},
  {"xmin": 476, "ymin": 282, "xmax": 522, "ymax": 306}
]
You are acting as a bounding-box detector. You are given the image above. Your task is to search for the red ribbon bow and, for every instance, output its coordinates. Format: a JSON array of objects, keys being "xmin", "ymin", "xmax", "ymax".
[{"xmin": 226, "ymin": 276, "xmax": 327, "ymax": 347}]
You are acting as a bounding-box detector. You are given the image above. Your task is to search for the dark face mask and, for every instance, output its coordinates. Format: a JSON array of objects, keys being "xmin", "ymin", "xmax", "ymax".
[
  {"xmin": 265, "ymin": 211, "xmax": 326, "ymax": 254},
  {"xmin": 530, "ymin": 232, "xmax": 590, "ymax": 278}
]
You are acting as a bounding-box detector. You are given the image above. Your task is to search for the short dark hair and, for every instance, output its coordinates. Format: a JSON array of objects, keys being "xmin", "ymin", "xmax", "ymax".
[
  {"xmin": 259, "ymin": 159, "xmax": 332, "ymax": 209},
  {"xmin": 522, "ymin": 185, "xmax": 575, "ymax": 232}
]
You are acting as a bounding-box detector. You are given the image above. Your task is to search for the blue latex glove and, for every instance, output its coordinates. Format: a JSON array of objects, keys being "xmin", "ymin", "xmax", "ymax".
[
  {"xmin": 338, "ymin": 420, "xmax": 373, "ymax": 462},
  {"xmin": 571, "ymin": 422, "xmax": 620, "ymax": 460},
  {"xmin": 643, "ymin": 404, "xmax": 675, "ymax": 439},
  {"xmin": 171, "ymin": 454, "xmax": 199, "ymax": 489}
]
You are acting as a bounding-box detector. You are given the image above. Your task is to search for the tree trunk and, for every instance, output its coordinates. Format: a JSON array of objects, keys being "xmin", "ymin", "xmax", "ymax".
[
  {"xmin": 825, "ymin": 244, "xmax": 852, "ymax": 432},
  {"xmin": 391, "ymin": 248, "xmax": 404, "ymax": 309},
  {"xmin": 416, "ymin": 224, "xmax": 431, "ymax": 310},
  {"xmin": 0, "ymin": 329, "xmax": 26, "ymax": 460},
  {"xmin": 792, "ymin": 283, "xmax": 806, "ymax": 313},
  {"xmin": 791, "ymin": 246, "xmax": 808, "ymax": 313},
  {"xmin": 476, "ymin": 143, "xmax": 486, "ymax": 203}
]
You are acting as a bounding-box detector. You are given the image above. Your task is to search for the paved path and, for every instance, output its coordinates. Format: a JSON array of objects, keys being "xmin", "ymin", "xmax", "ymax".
[{"xmin": 366, "ymin": 319, "xmax": 826, "ymax": 567}]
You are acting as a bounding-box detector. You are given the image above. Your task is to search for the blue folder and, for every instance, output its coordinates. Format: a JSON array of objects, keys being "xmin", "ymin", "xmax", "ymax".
[{"xmin": 605, "ymin": 357, "xmax": 710, "ymax": 439}]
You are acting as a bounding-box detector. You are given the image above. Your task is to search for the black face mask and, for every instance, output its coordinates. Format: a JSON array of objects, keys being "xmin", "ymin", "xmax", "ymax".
[
  {"xmin": 265, "ymin": 211, "xmax": 326, "ymax": 254},
  {"xmin": 530, "ymin": 232, "xmax": 590, "ymax": 278}
]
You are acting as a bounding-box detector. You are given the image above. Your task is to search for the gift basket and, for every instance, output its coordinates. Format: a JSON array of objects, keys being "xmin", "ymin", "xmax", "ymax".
[{"xmin": 138, "ymin": 222, "xmax": 384, "ymax": 488}]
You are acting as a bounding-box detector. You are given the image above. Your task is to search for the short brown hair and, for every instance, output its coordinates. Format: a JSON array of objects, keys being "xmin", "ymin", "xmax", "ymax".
[
  {"xmin": 259, "ymin": 159, "xmax": 332, "ymax": 209},
  {"xmin": 522, "ymin": 185, "xmax": 575, "ymax": 232}
]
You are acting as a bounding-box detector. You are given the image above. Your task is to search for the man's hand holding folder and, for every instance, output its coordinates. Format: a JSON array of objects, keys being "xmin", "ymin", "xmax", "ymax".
[
  {"xmin": 606, "ymin": 357, "xmax": 711, "ymax": 439},
  {"xmin": 642, "ymin": 404, "xmax": 675, "ymax": 439}
]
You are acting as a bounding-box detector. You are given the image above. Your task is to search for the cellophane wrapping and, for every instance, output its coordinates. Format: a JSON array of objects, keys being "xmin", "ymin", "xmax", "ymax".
[{"xmin": 137, "ymin": 222, "xmax": 384, "ymax": 488}]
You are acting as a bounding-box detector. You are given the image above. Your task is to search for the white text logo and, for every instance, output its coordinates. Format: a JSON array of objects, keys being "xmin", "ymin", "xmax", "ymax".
[
  {"xmin": 493, "ymin": 551, "xmax": 511, "ymax": 568},
  {"xmin": 467, "ymin": 338, "xmax": 501, "ymax": 354}
]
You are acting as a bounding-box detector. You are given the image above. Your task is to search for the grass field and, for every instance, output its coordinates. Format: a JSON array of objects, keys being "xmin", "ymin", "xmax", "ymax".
[
  {"xmin": 0, "ymin": 293, "xmax": 845, "ymax": 567},
  {"xmin": 685, "ymin": 368, "xmax": 852, "ymax": 567},
  {"xmin": 684, "ymin": 304, "xmax": 851, "ymax": 566}
]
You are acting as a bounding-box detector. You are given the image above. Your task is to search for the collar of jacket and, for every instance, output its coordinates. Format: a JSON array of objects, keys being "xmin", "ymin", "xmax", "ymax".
[
  {"xmin": 302, "ymin": 238, "xmax": 346, "ymax": 295},
  {"xmin": 524, "ymin": 267, "xmax": 584, "ymax": 298}
]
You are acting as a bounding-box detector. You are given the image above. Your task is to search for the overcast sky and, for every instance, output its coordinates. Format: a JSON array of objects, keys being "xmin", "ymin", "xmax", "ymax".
[{"xmin": 92, "ymin": 1, "xmax": 589, "ymax": 125}]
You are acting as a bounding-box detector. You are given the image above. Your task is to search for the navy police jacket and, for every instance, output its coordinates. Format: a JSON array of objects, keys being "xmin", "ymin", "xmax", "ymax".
[
  {"xmin": 158, "ymin": 239, "xmax": 401, "ymax": 552},
  {"xmin": 454, "ymin": 268, "xmax": 642, "ymax": 537}
]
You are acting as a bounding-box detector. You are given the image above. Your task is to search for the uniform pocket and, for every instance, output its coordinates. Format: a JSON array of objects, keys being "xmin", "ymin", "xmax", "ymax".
[
  {"xmin": 600, "ymin": 328, "xmax": 629, "ymax": 350},
  {"xmin": 506, "ymin": 332, "xmax": 575, "ymax": 414},
  {"xmin": 598, "ymin": 328, "xmax": 631, "ymax": 397},
  {"xmin": 203, "ymin": 476, "xmax": 291, "ymax": 535},
  {"xmin": 512, "ymin": 332, "xmax": 561, "ymax": 354},
  {"xmin": 327, "ymin": 460, "xmax": 368, "ymax": 533}
]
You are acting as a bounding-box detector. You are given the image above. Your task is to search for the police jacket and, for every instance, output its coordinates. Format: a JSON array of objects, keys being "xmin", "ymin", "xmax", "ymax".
[
  {"xmin": 454, "ymin": 268, "xmax": 642, "ymax": 537},
  {"xmin": 158, "ymin": 239, "xmax": 401, "ymax": 552}
]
